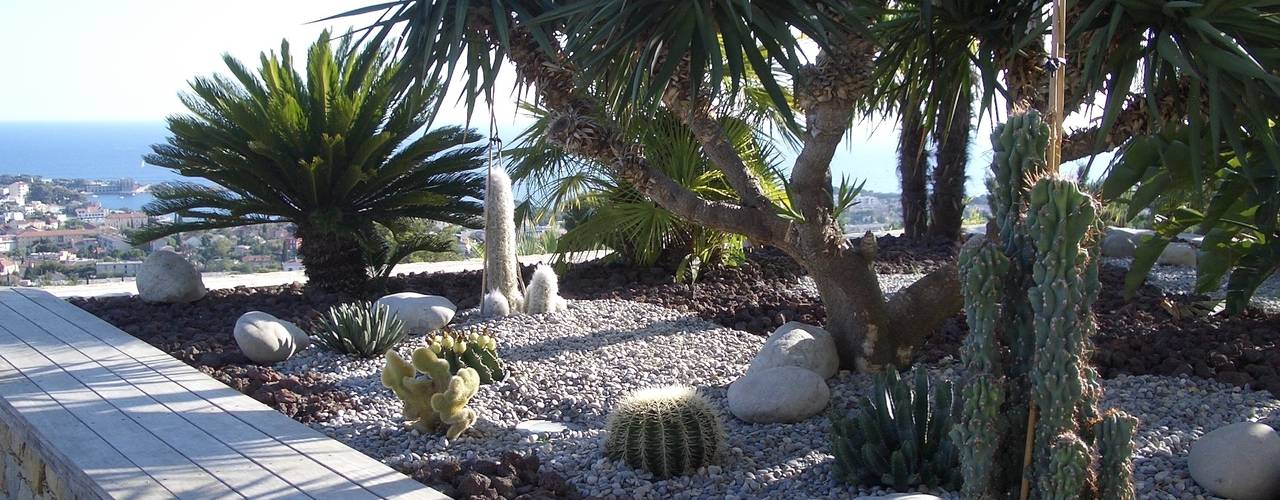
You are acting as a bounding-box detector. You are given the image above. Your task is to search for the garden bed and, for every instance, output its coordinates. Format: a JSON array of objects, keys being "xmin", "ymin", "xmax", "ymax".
[{"xmin": 65, "ymin": 235, "xmax": 1280, "ymax": 498}]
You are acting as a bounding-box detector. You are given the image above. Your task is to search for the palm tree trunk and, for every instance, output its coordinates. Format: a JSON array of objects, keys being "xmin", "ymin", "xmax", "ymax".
[
  {"xmin": 296, "ymin": 225, "xmax": 369, "ymax": 293},
  {"xmin": 928, "ymin": 88, "xmax": 971, "ymax": 241},
  {"xmin": 898, "ymin": 102, "xmax": 930, "ymax": 239}
]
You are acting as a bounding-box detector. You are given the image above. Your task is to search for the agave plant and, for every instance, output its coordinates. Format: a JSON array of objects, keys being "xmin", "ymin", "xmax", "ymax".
[
  {"xmin": 133, "ymin": 30, "xmax": 486, "ymax": 293},
  {"xmin": 830, "ymin": 366, "xmax": 961, "ymax": 491},
  {"xmin": 315, "ymin": 302, "xmax": 407, "ymax": 358}
]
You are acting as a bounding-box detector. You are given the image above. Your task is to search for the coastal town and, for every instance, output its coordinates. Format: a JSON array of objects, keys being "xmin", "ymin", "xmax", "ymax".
[{"xmin": 0, "ymin": 175, "xmax": 301, "ymax": 285}]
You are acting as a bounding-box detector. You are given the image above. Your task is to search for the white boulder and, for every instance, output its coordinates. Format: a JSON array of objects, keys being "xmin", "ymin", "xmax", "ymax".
[
  {"xmin": 1189, "ymin": 422, "xmax": 1280, "ymax": 500},
  {"xmin": 1101, "ymin": 229, "xmax": 1141, "ymax": 258},
  {"xmin": 749, "ymin": 322, "xmax": 839, "ymax": 379},
  {"xmin": 233, "ymin": 311, "xmax": 310, "ymax": 364},
  {"xmin": 375, "ymin": 292, "xmax": 456, "ymax": 333},
  {"xmin": 136, "ymin": 249, "xmax": 206, "ymax": 303},
  {"xmin": 727, "ymin": 366, "xmax": 830, "ymax": 423},
  {"xmin": 1157, "ymin": 242, "xmax": 1198, "ymax": 267}
]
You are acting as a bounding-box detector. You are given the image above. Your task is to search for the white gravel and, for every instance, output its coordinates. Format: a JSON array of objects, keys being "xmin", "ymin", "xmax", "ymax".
[{"xmin": 276, "ymin": 297, "xmax": 1280, "ymax": 499}]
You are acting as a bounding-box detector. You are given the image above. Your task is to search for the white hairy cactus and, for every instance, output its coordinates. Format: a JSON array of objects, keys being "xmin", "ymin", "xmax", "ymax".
[
  {"xmin": 525, "ymin": 264, "xmax": 568, "ymax": 314},
  {"xmin": 484, "ymin": 168, "xmax": 523, "ymax": 312},
  {"xmin": 481, "ymin": 290, "xmax": 511, "ymax": 317}
]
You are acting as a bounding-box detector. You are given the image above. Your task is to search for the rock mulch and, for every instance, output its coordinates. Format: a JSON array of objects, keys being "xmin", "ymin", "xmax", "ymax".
[{"xmin": 275, "ymin": 299, "xmax": 1280, "ymax": 499}]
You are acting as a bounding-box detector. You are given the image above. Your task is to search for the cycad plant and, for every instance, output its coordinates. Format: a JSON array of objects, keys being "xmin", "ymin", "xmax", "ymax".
[{"xmin": 133, "ymin": 31, "xmax": 485, "ymax": 292}]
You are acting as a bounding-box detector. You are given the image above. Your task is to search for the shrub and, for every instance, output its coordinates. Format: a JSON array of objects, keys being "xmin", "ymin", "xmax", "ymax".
[
  {"xmin": 427, "ymin": 328, "xmax": 508, "ymax": 385},
  {"xmin": 830, "ymin": 366, "xmax": 961, "ymax": 490},
  {"xmin": 604, "ymin": 386, "xmax": 723, "ymax": 477},
  {"xmin": 315, "ymin": 302, "xmax": 406, "ymax": 358}
]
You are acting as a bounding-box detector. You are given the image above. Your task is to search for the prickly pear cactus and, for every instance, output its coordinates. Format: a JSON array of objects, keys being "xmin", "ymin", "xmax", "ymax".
[
  {"xmin": 953, "ymin": 111, "xmax": 1137, "ymax": 499},
  {"xmin": 428, "ymin": 328, "xmax": 508, "ymax": 385},
  {"xmin": 381, "ymin": 347, "xmax": 480, "ymax": 439},
  {"xmin": 830, "ymin": 366, "xmax": 961, "ymax": 490}
]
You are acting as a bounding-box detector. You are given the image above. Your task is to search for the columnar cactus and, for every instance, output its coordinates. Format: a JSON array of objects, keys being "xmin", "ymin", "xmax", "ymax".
[
  {"xmin": 427, "ymin": 328, "xmax": 508, "ymax": 385},
  {"xmin": 524, "ymin": 264, "xmax": 568, "ymax": 314},
  {"xmin": 481, "ymin": 290, "xmax": 511, "ymax": 317},
  {"xmin": 484, "ymin": 168, "xmax": 524, "ymax": 313},
  {"xmin": 952, "ymin": 110, "xmax": 1137, "ymax": 500},
  {"xmin": 381, "ymin": 348, "xmax": 480, "ymax": 439},
  {"xmin": 605, "ymin": 386, "xmax": 723, "ymax": 478},
  {"xmin": 830, "ymin": 366, "xmax": 961, "ymax": 490}
]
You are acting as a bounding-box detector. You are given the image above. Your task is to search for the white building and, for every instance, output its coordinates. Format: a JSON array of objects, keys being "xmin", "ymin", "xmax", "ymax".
[{"xmin": 3, "ymin": 182, "xmax": 29, "ymax": 205}]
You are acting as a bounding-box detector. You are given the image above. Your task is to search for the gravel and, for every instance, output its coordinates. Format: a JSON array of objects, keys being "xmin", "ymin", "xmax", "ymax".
[
  {"xmin": 1104, "ymin": 257, "xmax": 1280, "ymax": 313},
  {"xmin": 275, "ymin": 297, "xmax": 1280, "ymax": 499}
]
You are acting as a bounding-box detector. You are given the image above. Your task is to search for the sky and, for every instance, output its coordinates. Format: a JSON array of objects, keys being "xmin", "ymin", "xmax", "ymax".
[{"xmin": 0, "ymin": 1, "xmax": 1074, "ymax": 194}]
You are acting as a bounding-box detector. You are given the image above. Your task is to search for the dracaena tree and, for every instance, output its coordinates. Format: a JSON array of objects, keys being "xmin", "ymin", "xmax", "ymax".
[
  {"xmin": 331, "ymin": 0, "xmax": 1280, "ymax": 369},
  {"xmin": 134, "ymin": 31, "xmax": 486, "ymax": 292}
]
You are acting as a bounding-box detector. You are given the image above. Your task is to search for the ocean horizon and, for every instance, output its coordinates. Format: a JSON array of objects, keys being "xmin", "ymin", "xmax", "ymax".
[{"xmin": 0, "ymin": 120, "xmax": 999, "ymax": 200}]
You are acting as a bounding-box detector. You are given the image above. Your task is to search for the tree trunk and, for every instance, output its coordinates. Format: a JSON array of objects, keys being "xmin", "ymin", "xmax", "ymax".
[
  {"xmin": 296, "ymin": 226, "xmax": 369, "ymax": 293},
  {"xmin": 898, "ymin": 103, "xmax": 930, "ymax": 240},
  {"xmin": 928, "ymin": 88, "xmax": 971, "ymax": 241}
]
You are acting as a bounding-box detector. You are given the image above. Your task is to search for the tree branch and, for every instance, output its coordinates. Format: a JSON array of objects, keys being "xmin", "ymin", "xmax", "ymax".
[
  {"xmin": 790, "ymin": 33, "xmax": 877, "ymax": 226},
  {"xmin": 662, "ymin": 92, "xmax": 776, "ymax": 212}
]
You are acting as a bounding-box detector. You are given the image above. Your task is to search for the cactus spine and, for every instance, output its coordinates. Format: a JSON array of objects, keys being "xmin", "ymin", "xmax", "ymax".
[
  {"xmin": 427, "ymin": 328, "xmax": 508, "ymax": 384},
  {"xmin": 525, "ymin": 264, "xmax": 568, "ymax": 314},
  {"xmin": 605, "ymin": 386, "xmax": 723, "ymax": 478},
  {"xmin": 952, "ymin": 110, "xmax": 1136, "ymax": 499},
  {"xmin": 381, "ymin": 348, "xmax": 480, "ymax": 439},
  {"xmin": 484, "ymin": 167, "xmax": 523, "ymax": 314}
]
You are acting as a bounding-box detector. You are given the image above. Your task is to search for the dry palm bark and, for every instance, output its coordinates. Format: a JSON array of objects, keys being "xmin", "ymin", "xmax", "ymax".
[{"xmin": 898, "ymin": 102, "xmax": 931, "ymax": 240}]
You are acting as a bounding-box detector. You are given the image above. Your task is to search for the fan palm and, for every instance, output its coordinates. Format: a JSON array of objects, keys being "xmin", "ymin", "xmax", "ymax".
[{"xmin": 133, "ymin": 31, "xmax": 486, "ymax": 292}]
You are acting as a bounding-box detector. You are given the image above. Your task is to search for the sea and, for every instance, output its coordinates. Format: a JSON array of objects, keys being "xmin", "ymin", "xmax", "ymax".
[{"xmin": 0, "ymin": 120, "xmax": 1005, "ymax": 211}]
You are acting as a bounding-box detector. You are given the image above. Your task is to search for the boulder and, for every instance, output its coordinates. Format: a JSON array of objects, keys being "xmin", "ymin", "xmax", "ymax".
[
  {"xmin": 233, "ymin": 311, "xmax": 311, "ymax": 364},
  {"xmin": 854, "ymin": 495, "xmax": 942, "ymax": 500},
  {"xmin": 1189, "ymin": 422, "xmax": 1280, "ymax": 500},
  {"xmin": 727, "ymin": 366, "xmax": 830, "ymax": 423},
  {"xmin": 136, "ymin": 249, "xmax": 206, "ymax": 303},
  {"xmin": 1101, "ymin": 227, "xmax": 1154, "ymax": 258},
  {"xmin": 749, "ymin": 322, "xmax": 839, "ymax": 379},
  {"xmin": 1157, "ymin": 242, "xmax": 1198, "ymax": 267},
  {"xmin": 375, "ymin": 292, "xmax": 456, "ymax": 333}
]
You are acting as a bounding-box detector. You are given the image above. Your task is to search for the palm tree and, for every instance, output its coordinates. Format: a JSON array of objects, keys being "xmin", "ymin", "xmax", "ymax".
[
  {"xmin": 331, "ymin": 0, "xmax": 1280, "ymax": 369},
  {"xmin": 133, "ymin": 31, "xmax": 485, "ymax": 292}
]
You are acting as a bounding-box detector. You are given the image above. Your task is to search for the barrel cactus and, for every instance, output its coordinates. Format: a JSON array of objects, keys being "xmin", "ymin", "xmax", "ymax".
[
  {"xmin": 315, "ymin": 301, "xmax": 406, "ymax": 358},
  {"xmin": 428, "ymin": 328, "xmax": 508, "ymax": 384},
  {"xmin": 952, "ymin": 110, "xmax": 1137, "ymax": 500},
  {"xmin": 604, "ymin": 386, "xmax": 723, "ymax": 477},
  {"xmin": 381, "ymin": 347, "xmax": 480, "ymax": 439},
  {"xmin": 831, "ymin": 366, "xmax": 961, "ymax": 490}
]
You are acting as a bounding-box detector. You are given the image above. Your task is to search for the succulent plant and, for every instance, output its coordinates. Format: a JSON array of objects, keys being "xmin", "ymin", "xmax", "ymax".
[
  {"xmin": 314, "ymin": 301, "xmax": 407, "ymax": 358},
  {"xmin": 830, "ymin": 366, "xmax": 961, "ymax": 490},
  {"xmin": 427, "ymin": 328, "xmax": 508, "ymax": 385},
  {"xmin": 481, "ymin": 290, "xmax": 511, "ymax": 317},
  {"xmin": 604, "ymin": 386, "xmax": 723, "ymax": 478},
  {"xmin": 484, "ymin": 168, "xmax": 524, "ymax": 313},
  {"xmin": 524, "ymin": 264, "xmax": 568, "ymax": 314},
  {"xmin": 381, "ymin": 347, "xmax": 480, "ymax": 439},
  {"xmin": 953, "ymin": 110, "xmax": 1137, "ymax": 500}
]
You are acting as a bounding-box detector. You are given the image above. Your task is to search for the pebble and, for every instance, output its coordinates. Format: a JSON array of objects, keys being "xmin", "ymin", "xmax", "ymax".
[{"xmin": 274, "ymin": 293, "xmax": 1280, "ymax": 499}]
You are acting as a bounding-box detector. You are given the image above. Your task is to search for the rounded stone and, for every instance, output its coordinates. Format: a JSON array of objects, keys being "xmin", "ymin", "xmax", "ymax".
[
  {"xmin": 136, "ymin": 249, "xmax": 206, "ymax": 303},
  {"xmin": 1101, "ymin": 229, "xmax": 1140, "ymax": 258},
  {"xmin": 1188, "ymin": 422, "xmax": 1280, "ymax": 500},
  {"xmin": 233, "ymin": 311, "xmax": 311, "ymax": 364},
  {"xmin": 727, "ymin": 365, "xmax": 830, "ymax": 423},
  {"xmin": 749, "ymin": 322, "xmax": 839, "ymax": 379},
  {"xmin": 374, "ymin": 292, "xmax": 456, "ymax": 333},
  {"xmin": 1157, "ymin": 242, "xmax": 1198, "ymax": 267}
]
